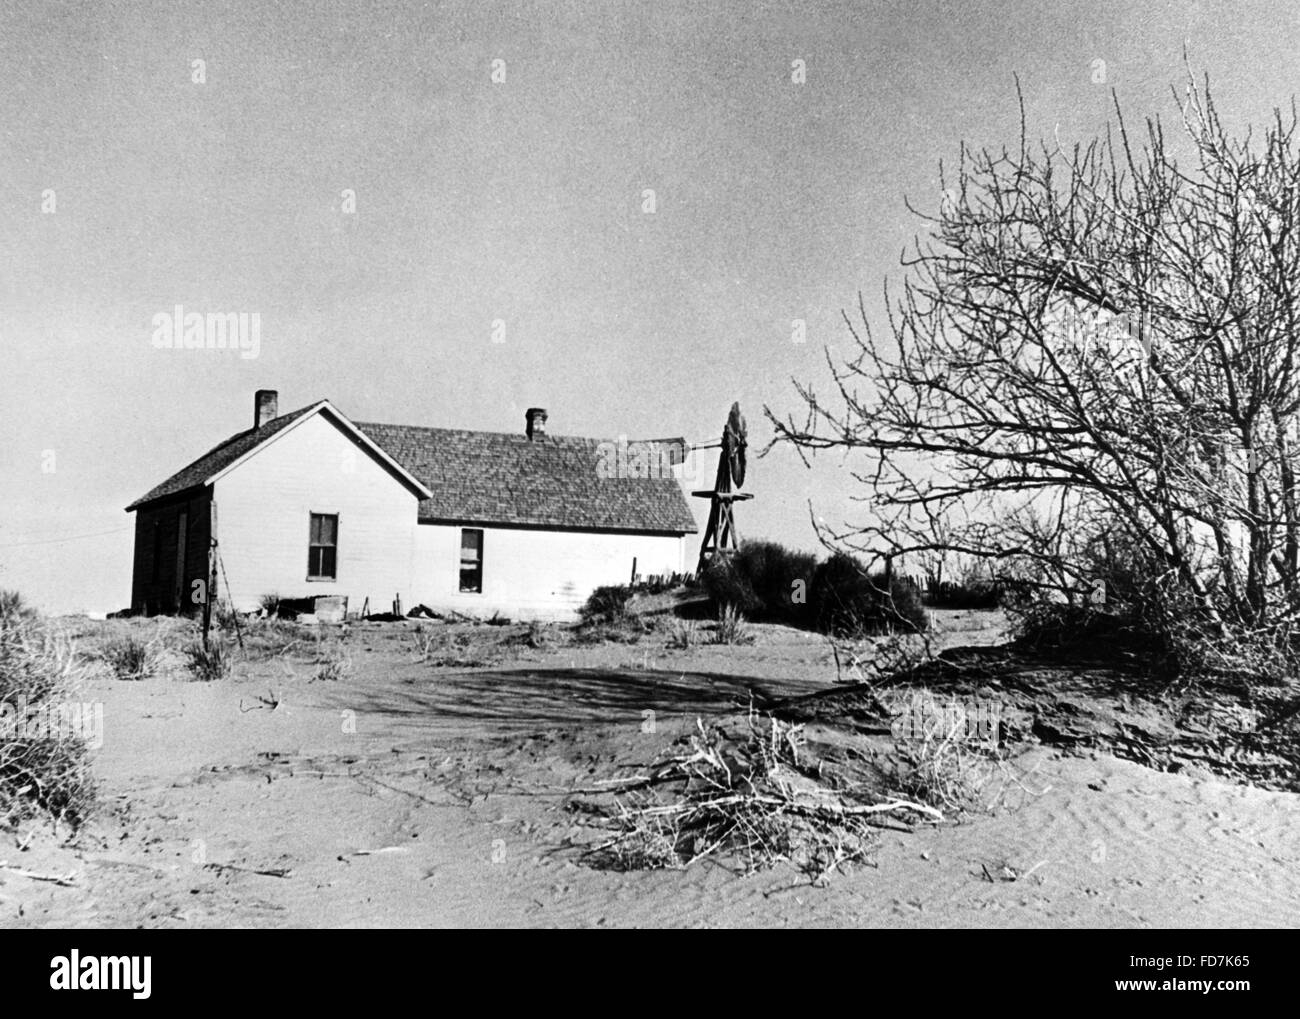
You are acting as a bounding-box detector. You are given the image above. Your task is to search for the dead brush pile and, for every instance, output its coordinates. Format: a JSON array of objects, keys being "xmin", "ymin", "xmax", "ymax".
[
  {"xmin": 885, "ymin": 690, "xmax": 1009, "ymax": 814},
  {"xmin": 576, "ymin": 709, "xmax": 940, "ymax": 883},
  {"xmin": 0, "ymin": 590, "xmax": 95, "ymax": 827}
]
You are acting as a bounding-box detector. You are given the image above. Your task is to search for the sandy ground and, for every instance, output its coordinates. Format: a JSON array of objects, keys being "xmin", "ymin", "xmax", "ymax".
[{"xmin": 4, "ymin": 609, "xmax": 1299, "ymax": 928}]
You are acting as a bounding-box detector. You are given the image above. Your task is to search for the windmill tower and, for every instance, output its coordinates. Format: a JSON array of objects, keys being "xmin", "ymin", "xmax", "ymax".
[{"xmin": 692, "ymin": 402, "xmax": 752, "ymax": 574}]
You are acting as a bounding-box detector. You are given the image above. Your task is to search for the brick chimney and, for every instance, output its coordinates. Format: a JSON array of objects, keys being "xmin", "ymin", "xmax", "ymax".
[
  {"xmin": 254, "ymin": 389, "xmax": 278, "ymax": 429},
  {"xmin": 525, "ymin": 407, "xmax": 548, "ymax": 441}
]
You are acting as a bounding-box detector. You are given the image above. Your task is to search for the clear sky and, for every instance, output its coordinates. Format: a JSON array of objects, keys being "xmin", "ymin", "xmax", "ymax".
[{"xmin": 2, "ymin": 0, "xmax": 1297, "ymax": 612}]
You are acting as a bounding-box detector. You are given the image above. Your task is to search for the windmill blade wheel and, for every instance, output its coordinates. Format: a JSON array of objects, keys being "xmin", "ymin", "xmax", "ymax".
[{"xmin": 725, "ymin": 402, "xmax": 747, "ymax": 488}]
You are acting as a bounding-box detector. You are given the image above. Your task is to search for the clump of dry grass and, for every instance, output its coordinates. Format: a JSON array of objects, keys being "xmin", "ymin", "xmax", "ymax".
[
  {"xmin": 665, "ymin": 618, "xmax": 699, "ymax": 649},
  {"xmin": 311, "ymin": 640, "xmax": 352, "ymax": 682},
  {"xmin": 213, "ymin": 600, "xmax": 244, "ymax": 633},
  {"xmin": 98, "ymin": 632, "xmax": 163, "ymax": 681},
  {"xmin": 0, "ymin": 590, "xmax": 95, "ymax": 827},
  {"xmin": 239, "ymin": 617, "xmax": 303, "ymax": 660},
  {"xmin": 710, "ymin": 604, "xmax": 754, "ymax": 645},
  {"xmin": 579, "ymin": 709, "xmax": 940, "ymax": 883},
  {"xmin": 185, "ymin": 638, "xmax": 233, "ymax": 682},
  {"xmin": 410, "ymin": 625, "xmax": 485, "ymax": 667}
]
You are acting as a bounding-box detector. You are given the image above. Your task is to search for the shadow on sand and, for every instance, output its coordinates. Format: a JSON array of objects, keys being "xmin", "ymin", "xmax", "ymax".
[{"xmin": 319, "ymin": 665, "xmax": 824, "ymax": 733}]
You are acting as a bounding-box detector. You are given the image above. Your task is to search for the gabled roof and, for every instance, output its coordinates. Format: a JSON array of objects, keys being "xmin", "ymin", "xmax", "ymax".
[
  {"xmin": 355, "ymin": 422, "xmax": 698, "ymax": 533},
  {"xmin": 126, "ymin": 401, "xmax": 699, "ymax": 534},
  {"xmin": 124, "ymin": 401, "xmax": 432, "ymax": 511}
]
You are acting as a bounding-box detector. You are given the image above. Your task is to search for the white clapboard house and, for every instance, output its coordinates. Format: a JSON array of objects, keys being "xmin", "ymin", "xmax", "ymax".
[{"xmin": 126, "ymin": 391, "xmax": 698, "ymax": 620}]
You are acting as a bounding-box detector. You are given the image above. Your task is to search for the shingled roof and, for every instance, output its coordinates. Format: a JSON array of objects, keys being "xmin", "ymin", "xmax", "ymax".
[
  {"xmin": 125, "ymin": 404, "xmax": 318, "ymax": 511},
  {"xmin": 127, "ymin": 401, "xmax": 698, "ymax": 534},
  {"xmin": 356, "ymin": 422, "xmax": 698, "ymax": 533}
]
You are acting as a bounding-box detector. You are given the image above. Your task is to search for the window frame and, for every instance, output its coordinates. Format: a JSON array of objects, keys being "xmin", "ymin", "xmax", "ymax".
[
  {"xmin": 307, "ymin": 512, "xmax": 340, "ymax": 581},
  {"xmin": 458, "ymin": 528, "xmax": 484, "ymax": 594}
]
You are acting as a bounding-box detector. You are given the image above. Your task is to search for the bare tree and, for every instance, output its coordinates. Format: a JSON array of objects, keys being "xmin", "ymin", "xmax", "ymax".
[{"xmin": 769, "ymin": 72, "xmax": 1300, "ymax": 639}]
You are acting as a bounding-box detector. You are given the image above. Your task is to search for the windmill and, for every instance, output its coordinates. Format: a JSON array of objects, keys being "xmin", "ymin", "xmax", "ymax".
[{"xmin": 692, "ymin": 402, "xmax": 752, "ymax": 574}]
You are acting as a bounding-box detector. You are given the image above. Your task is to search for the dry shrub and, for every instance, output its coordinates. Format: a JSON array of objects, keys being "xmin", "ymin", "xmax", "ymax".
[
  {"xmin": 925, "ymin": 578, "xmax": 1003, "ymax": 609},
  {"xmin": 580, "ymin": 710, "xmax": 940, "ymax": 883},
  {"xmin": 410, "ymin": 624, "xmax": 439, "ymax": 662},
  {"xmin": 700, "ymin": 541, "xmax": 818, "ymax": 623},
  {"xmin": 1009, "ymin": 601, "xmax": 1156, "ymax": 656},
  {"xmin": 887, "ymin": 690, "xmax": 1006, "ymax": 813},
  {"xmin": 0, "ymin": 590, "xmax": 95, "ymax": 827},
  {"xmin": 812, "ymin": 554, "xmax": 928, "ymax": 636},
  {"xmin": 0, "ymin": 590, "xmax": 36, "ymax": 629},
  {"xmin": 1007, "ymin": 526, "xmax": 1300, "ymax": 692},
  {"xmin": 1165, "ymin": 622, "xmax": 1300, "ymax": 693},
  {"xmin": 830, "ymin": 630, "xmax": 933, "ymax": 684},
  {"xmin": 580, "ymin": 585, "xmax": 633, "ymax": 625},
  {"xmin": 700, "ymin": 543, "xmax": 931, "ymax": 638},
  {"xmin": 1, "ymin": 599, "xmax": 68, "ymax": 707}
]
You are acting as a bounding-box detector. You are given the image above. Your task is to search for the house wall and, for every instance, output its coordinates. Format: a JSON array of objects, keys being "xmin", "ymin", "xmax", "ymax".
[
  {"xmin": 130, "ymin": 488, "xmax": 212, "ymax": 615},
  {"xmin": 412, "ymin": 523, "xmax": 687, "ymax": 621},
  {"xmin": 130, "ymin": 409, "xmax": 693, "ymax": 619},
  {"xmin": 212, "ymin": 413, "xmax": 420, "ymax": 612}
]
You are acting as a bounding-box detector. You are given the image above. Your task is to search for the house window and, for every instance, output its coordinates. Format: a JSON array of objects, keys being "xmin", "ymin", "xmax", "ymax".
[
  {"xmin": 308, "ymin": 513, "xmax": 338, "ymax": 580},
  {"xmin": 459, "ymin": 529, "xmax": 483, "ymax": 593}
]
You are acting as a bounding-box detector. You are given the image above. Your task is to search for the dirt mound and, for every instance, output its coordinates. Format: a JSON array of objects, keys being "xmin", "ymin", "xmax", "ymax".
[{"xmin": 778, "ymin": 643, "xmax": 1300, "ymax": 793}]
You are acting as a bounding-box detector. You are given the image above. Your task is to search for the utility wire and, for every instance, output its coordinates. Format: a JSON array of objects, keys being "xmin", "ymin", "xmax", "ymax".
[{"xmin": 0, "ymin": 526, "xmax": 133, "ymax": 549}]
